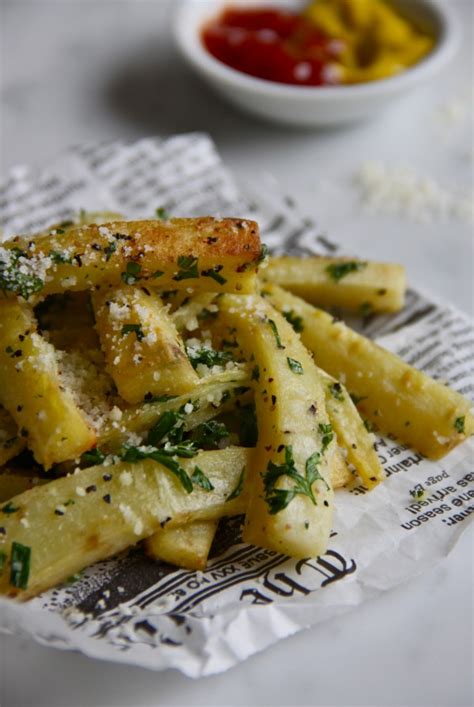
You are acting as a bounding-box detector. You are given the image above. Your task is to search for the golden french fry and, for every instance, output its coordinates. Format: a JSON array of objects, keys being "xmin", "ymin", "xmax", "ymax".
[
  {"xmin": 0, "ymin": 301, "xmax": 96, "ymax": 468},
  {"xmin": 320, "ymin": 369, "xmax": 385, "ymax": 488},
  {"xmin": 263, "ymin": 256, "xmax": 406, "ymax": 313},
  {"xmin": 98, "ymin": 370, "xmax": 251, "ymax": 452},
  {"xmin": 0, "ymin": 469, "xmax": 47, "ymax": 503},
  {"xmin": 0, "ymin": 218, "xmax": 262, "ymax": 301},
  {"xmin": 0, "ymin": 407, "xmax": 25, "ymax": 466},
  {"xmin": 266, "ymin": 284, "xmax": 474, "ymax": 459},
  {"xmin": 219, "ymin": 294, "xmax": 334, "ymax": 558},
  {"xmin": 92, "ymin": 286, "xmax": 199, "ymax": 404},
  {"xmin": 145, "ymin": 520, "xmax": 219, "ymax": 570},
  {"xmin": 0, "ymin": 447, "xmax": 250, "ymax": 599}
]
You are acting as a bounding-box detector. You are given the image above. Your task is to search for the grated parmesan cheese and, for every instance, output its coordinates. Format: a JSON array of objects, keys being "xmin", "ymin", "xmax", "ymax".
[{"xmin": 354, "ymin": 161, "xmax": 473, "ymax": 223}]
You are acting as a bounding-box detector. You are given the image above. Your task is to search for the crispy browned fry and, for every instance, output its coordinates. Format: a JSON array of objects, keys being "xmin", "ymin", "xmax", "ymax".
[{"xmin": 0, "ymin": 218, "xmax": 262, "ymax": 301}]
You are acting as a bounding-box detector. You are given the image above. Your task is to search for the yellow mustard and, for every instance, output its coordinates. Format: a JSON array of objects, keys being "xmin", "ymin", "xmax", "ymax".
[{"xmin": 304, "ymin": 0, "xmax": 434, "ymax": 84}]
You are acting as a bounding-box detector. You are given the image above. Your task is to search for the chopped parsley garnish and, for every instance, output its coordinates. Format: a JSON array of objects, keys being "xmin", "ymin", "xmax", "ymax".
[
  {"xmin": 121, "ymin": 262, "xmax": 142, "ymax": 285},
  {"xmin": 202, "ymin": 266, "xmax": 227, "ymax": 285},
  {"xmin": 121, "ymin": 446, "xmax": 194, "ymax": 493},
  {"xmin": 191, "ymin": 466, "xmax": 214, "ymax": 492},
  {"xmin": 81, "ymin": 447, "xmax": 105, "ymax": 467},
  {"xmin": 238, "ymin": 404, "xmax": 258, "ymax": 447},
  {"xmin": 49, "ymin": 250, "xmax": 72, "ymax": 264},
  {"xmin": 409, "ymin": 483, "xmax": 425, "ymax": 501},
  {"xmin": 251, "ymin": 365, "xmax": 260, "ymax": 382},
  {"xmin": 152, "ymin": 270, "xmax": 164, "ymax": 279},
  {"xmin": 359, "ymin": 302, "xmax": 373, "ymax": 317},
  {"xmin": 66, "ymin": 572, "xmax": 83, "ymax": 584},
  {"xmin": 0, "ymin": 247, "xmax": 44, "ymax": 300},
  {"xmin": 257, "ymin": 243, "xmax": 269, "ymax": 265},
  {"xmin": 187, "ymin": 346, "xmax": 233, "ymax": 369},
  {"xmin": 155, "ymin": 207, "xmax": 169, "ymax": 220},
  {"xmin": 268, "ymin": 319, "xmax": 284, "ymax": 349},
  {"xmin": 326, "ymin": 261, "xmax": 367, "ymax": 282},
  {"xmin": 145, "ymin": 410, "xmax": 196, "ymax": 458},
  {"xmin": 174, "ymin": 255, "xmax": 199, "ymax": 281},
  {"xmin": 190, "ymin": 420, "xmax": 229, "ymax": 449},
  {"xmin": 10, "ymin": 542, "xmax": 31, "ymax": 589},
  {"xmin": 226, "ymin": 467, "xmax": 245, "ymax": 501},
  {"xmin": 282, "ymin": 310, "xmax": 304, "ymax": 333},
  {"xmin": 262, "ymin": 446, "xmax": 329, "ymax": 515},
  {"xmin": 146, "ymin": 410, "xmax": 183, "ymax": 447},
  {"xmin": 1, "ymin": 501, "xmax": 19, "ymax": 515},
  {"xmin": 319, "ymin": 423, "xmax": 334, "ymax": 451},
  {"xmin": 121, "ymin": 323, "xmax": 145, "ymax": 342},
  {"xmin": 104, "ymin": 241, "xmax": 117, "ymax": 261},
  {"xmin": 454, "ymin": 416, "xmax": 465, "ymax": 434},
  {"xmin": 287, "ymin": 357, "xmax": 303, "ymax": 375},
  {"xmin": 329, "ymin": 382, "xmax": 344, "ymax": 401}
]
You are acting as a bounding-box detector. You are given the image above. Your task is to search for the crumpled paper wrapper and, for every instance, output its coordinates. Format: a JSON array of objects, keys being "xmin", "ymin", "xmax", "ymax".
[{"xmin": 0, "ymin": 135, "xmax": 472, "ymax": 676}]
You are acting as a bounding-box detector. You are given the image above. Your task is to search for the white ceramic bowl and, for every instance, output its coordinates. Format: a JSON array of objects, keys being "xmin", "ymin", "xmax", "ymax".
[{"xmin": 174, "ymin": 0, "xmax": 460, "ymax": 127}]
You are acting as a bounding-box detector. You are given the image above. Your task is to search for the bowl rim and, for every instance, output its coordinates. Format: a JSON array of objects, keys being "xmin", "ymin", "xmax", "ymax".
[{"xmin": 174, "ymin": 0, "xmax": 460, "ymax": 100}]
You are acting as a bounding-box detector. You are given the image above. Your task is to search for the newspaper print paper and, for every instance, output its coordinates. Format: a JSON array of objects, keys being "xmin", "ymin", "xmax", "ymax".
[{"xmin": 0, "ymin": 135, "xmax": 472, "ymax": 677}]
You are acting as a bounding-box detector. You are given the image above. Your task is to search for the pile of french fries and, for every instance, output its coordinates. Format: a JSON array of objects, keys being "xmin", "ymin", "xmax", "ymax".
[{"xmin": 0, "ymin": 213, "xmax": 472, "ymax": 599}]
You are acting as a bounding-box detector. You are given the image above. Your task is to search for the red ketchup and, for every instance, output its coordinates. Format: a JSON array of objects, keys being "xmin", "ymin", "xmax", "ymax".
[{"xmin": 201, "ymin": 7, "xmax": 343, "ymax": 86}]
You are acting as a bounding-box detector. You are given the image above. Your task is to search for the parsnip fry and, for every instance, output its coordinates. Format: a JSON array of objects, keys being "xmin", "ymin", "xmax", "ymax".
[
  {"xmin": 331, "ymin": 446, "xmax": 353, "ymax": 489},
  {"xmin": 92, "ymin": 286, "xmax": 199, "ymax": 404},
  {"xmin": 0, "ymin": 447, "xmax": 250, "ymax": 599},
  {"xmin": 0, "ymin": 470, "xmax": 47, "ymax": 503},
  {"xmin": 321, "ymin": 370, "xmax": 385, "ymax": 488},
  {"xmin": 263, "ymin": 256, "xmax": 406, "ymax": 313},
  {"xmin": 219, "ymin": 295, "xmax": 334, "ymax": 558},
  {"xmin": 172, "ymin": 293, "xmax": 217, "ymax": 333},
  {"xmin": 99, "ymin": 370, "xmax": 251, "ymax": 452},
  {"xmin": 145, "ymin": 520, "xmax": 219, "ymax": 570},
  {"xmin": 266, "ymin": 284, "xmax": 474, "ymax": 459},
  {"xmin": 0, "ymin": 407, "xmax": 25, "ymax": 466},
  {"xmin": 0, "ymin": 218, "xmax": 262, "ymax": 301},
  {"xmin": 0, "ymin": 301, "xmax": 96, "ymax": 468}
]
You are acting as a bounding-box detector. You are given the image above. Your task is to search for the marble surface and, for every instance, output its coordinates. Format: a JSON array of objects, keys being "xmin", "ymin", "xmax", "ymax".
[{"xmin": 0, "ymin": 1, "xmax": 473, "ymax": 705}]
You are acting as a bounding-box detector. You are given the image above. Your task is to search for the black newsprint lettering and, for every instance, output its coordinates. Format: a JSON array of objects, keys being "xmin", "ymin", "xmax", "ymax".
[
  {"xmin": 171, "ymin": 554, "xmax": 286, "ymax": 613},
  {"xmin": 442, "ymin": 504, "xmax": 473, "ymax": 526},
  {"xmin": 262, "ymin": 571, "xmax": 311, "ymax": 597},
  {"xmin": 137, "ymin": 545, "xmax": 257, "ymax": 610},
  {"xmin": 240, "ymin": 588, "xmax": 273, "ymax": 605},
  {"xmin": 401, "ymin": 503, "xmax": 451, "ymax": 530},
  {"xmin": 295, "ymin": 550, "xmax": 357, "ymax": 587}
]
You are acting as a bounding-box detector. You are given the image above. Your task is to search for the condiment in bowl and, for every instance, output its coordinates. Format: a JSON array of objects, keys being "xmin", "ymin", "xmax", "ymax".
[{"xmin": 174, "ymin": 0, "xmax": 460, "ymax": 126}]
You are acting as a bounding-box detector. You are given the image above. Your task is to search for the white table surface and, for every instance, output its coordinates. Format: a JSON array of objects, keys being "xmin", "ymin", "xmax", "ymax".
[{"xmin": 0, "ymin": 1, "xmax": 473, "ymax": 706}]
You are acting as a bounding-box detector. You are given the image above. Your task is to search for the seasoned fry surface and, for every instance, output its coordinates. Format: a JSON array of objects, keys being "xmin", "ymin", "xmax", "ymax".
[
  {"xmin": 266, "ymin": 284, "xmax": 474, "ymax": 459},
  {"xmin": 0, "ymin": 448, "xmax": 250, "ymax": 599},
  {"xmin": 0, "ymin": 218, "xmax": 262, "ymax": 300},
  {"xmin": 219, "ymin": 295, "xmax": 335, "ymax": 558},
  {"xmin": 0, "ymin": 212, "xmax": 471, "ymax": 600},
  {"xmin": 264, "ymin": 256, "xmax": 406, "ymax": 313}
]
